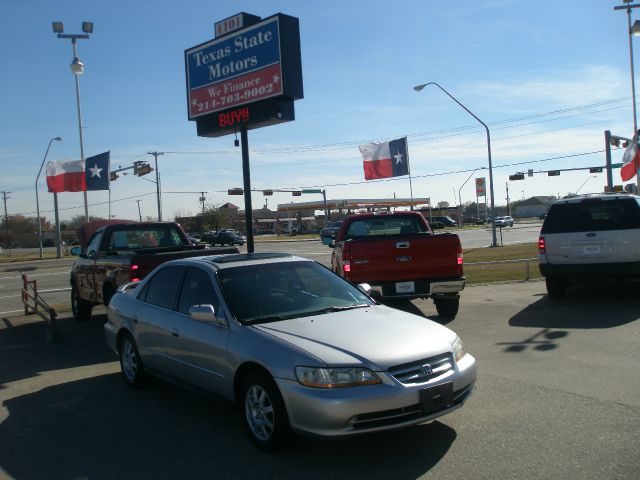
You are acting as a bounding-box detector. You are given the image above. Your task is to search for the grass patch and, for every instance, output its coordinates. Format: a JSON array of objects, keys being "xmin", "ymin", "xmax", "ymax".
[
  {"xmin": 0, "ymin": 252, "xmax": 63, "ymax": 263},
  {"xmin": 463, "ymin": 242, "xmax": 540, "ymax": 284}
]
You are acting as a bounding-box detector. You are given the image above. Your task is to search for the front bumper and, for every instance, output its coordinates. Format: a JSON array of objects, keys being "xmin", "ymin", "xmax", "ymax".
[{"xmin": 277, "ymin": 353, "xmax": 476, "ymax": 437}]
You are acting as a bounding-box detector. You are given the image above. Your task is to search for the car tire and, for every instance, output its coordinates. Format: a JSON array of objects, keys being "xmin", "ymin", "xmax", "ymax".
[
  {"xmin": 118, "ymin": 333, "xmax": 145, "ymax": 387},
  {"xmin": 71, "ymin": 283, "xmax": 92, "ymax": 321},
  {"xmin": 433, "ymin": 298, "xmax": 459, "ymax": 318},
  {"xmin": 545, "ymin": 277, "xmax": 566, "ymax": 298},
  {"xmin": 241, "ymin": 372, "xmax": 291, "ymax": 452}
]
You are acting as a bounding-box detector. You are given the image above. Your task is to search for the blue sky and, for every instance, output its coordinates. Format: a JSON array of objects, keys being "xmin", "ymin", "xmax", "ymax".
[{"xmin": 1, "ymin": 0, "xmax": 637, "ymax": 222}]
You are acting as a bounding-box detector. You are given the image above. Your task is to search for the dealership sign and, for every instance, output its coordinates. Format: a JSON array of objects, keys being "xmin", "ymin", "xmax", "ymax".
[
  {"xmin": 185, "ymin": 13, "xmax": 303, "ymax": 137},
  {"xmin": 475, "ymin": 177, "xmax": 486, "ymax": 197}
]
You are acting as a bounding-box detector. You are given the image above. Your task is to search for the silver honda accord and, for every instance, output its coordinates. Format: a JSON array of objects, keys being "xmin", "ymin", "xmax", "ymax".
[{"xmin": 105, "ymin": 252, "xmax": 476, "ymax": 451}]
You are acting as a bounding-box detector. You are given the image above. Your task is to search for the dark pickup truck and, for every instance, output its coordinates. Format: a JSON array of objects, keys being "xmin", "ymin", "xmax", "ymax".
[{"xmin": 70, "ymin": 220, "xmax": 238, "ymax": 320}]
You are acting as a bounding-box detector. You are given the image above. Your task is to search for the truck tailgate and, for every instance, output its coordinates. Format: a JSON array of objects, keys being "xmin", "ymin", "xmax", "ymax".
[{"xmin": 346, "ymin": 234, "xmax": 461, "ymax": 283}]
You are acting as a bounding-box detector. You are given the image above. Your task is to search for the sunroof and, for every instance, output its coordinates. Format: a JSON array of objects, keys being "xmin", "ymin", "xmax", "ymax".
[{"xmin": 204, "ymin": 252, "xmax": 294, "ymax": 264}]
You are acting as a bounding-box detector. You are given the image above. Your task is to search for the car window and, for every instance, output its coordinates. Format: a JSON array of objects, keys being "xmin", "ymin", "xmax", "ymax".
[
  {"xmin": 178, "ymin": 267, "xmax": 220, "ymax": 315},
  {"xmin": 85, "ymin": 231, "xmax": 103, "ymax": 256},
  {"xmin": 143, "ymin": 266, "xmax": 186, "ymax": 310},
  {"xmin": 542, "ymin": 198, "xmax": 640, "ymax": 234},
  {"xmin": 217, "ymin": 261, "xmax": 374, "ymax": 324},
  {"xmin": 345, "ymin": 217, "xmax": 427, "ymax": 239}
]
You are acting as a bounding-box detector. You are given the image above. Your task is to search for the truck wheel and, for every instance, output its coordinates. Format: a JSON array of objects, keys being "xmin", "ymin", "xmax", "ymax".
[
  {"xmin": 545, "ymin": 277, "xmax": 566, "ymax": 298},
  {"xmin": 71, "ymin": 284, "xmax": 92, "ymax": 321},
  {"xmin": 434, "ymin": 298, "xmax": 459, "ymax": 318}
]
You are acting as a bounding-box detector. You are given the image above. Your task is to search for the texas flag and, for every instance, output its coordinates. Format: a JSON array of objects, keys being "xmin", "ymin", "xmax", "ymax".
[
  {"xmin": 46, "ymin": 151, "xmax": 110, "ymax": 192},
  {"xmin": 620, "ymin": 136, "xmax": 639, "ymax": 182},
  {"xmin": 360, "ymin": 137, "xmax": 409, "ymax": 180},
  {"xmin": 46, "ymin": 160, "xmax": 85, "ymax": 192},
  {"xmin": 85, "ymin": 151, "xmax": 110, "ymax": 191}
]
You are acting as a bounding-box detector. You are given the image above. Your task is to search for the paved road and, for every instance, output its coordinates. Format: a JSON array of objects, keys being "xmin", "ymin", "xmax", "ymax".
[
  {"xmin": 1, "ymin": 223, "xmax": 542, "ymax": 314},
  {"xmin": 1, "ymin": 280, "xmax": 637, "ymax": 479}
]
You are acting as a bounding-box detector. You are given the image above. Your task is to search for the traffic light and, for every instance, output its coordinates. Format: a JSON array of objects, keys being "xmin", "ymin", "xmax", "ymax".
[
  {"xmin": 134, "ymin": 163, "xmax": 153, "ymax": 176},
  {"xmin": 548, "ymin": 170, "xmax": 560, "ymax": 176},
  {"xmin": 589, "ymin": 167, "xmax": 603, "ymax": 173},
  {"xmin": 263, "ymin": 190, "xmax": 273, "ymax": 196},
  {"xmin": 509, "ymin": 173, "xmax": 525, "ymax": 181},
  {"xmin": 110, "ymin": 172, "xmax": 119, "ymax": 181},
  {"xmin": 228, "ymin": 188, "xmax": 244, "ymax": 195},
  {"xmin": 292, "ymin": 191, "xmax": 302, "ymax": 196}
]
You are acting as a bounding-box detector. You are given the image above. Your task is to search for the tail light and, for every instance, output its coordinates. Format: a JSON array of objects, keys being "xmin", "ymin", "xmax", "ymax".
[
  {"xmin": 130, "ymin": 264, "xmax": 140, "ymax": 282},
  {"xmin": 456, "ymin": 241, "xmax": 463, "ymax": 274},
  {"xmin": 538, "ymin": 236, "xmax": 546, "ymax": 254},
  {"xmin": 342, "ymin": 243, "xmax": 352, "ymax": 280}
]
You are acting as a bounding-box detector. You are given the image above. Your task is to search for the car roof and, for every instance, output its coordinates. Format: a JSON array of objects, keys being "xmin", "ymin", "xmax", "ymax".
[
  {"xmin": 550, "ymin": 193, "xmax": 639, "ymax": 205},
  {"xmin": 158, "ymin": 252, "xmax": 311, "ymax": 271}
]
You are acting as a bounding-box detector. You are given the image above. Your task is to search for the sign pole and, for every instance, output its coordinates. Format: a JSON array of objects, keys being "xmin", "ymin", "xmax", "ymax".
[
  {"xmin": 53, "ymin": 193, "xmax": 62, "ymax": 259},
  {"xmin": 240, "ymin": 124, "xmax": 254, "ymax": 253}
]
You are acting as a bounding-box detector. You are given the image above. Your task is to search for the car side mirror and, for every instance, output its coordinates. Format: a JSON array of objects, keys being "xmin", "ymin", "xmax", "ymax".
[
  {"xmin": 70, "ymin": 246, "xmax": 82, "ymax": 256},
  {"xmin": 189, "ymin": 304, "xmax": 222, "ymax": 324},
  {"xmin": 357, "ymin": 283, "xmax": 372, "ymax": 295}
]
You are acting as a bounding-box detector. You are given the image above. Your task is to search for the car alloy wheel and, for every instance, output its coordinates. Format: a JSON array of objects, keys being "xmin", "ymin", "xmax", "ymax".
[
  {"xmin": 119, "ymin": 334, "xmax": 145, "ymax": 387},
  {"xmin": 241, "ymin": 372, "xmax": 291, "ymax": 451}
]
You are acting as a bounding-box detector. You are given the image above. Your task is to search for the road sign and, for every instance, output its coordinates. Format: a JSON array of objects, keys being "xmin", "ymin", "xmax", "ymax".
[
  {"xmin": 228, "ymin": 188, "xmax": 244, "ymax": 195},
  {"xmin": 302, "ymin": 189, "xmax": 322, "ymax": 194}
]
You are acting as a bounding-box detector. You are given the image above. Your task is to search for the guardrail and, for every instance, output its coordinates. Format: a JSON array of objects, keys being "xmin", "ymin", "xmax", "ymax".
[
  {"xmin": 21, "ymin": 273, "xmax": 58, "ymax": 342},
  {"xmin": 465, "ymin": 257, "xmax": 538, "ymax": 281}
]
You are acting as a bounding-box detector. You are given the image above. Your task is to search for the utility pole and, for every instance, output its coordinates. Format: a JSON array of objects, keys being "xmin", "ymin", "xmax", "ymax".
[
  {"xmin": 200, "ymin": 191, "xmax": 206, "ymax": 215},
  {"xmin": 505, "ymin": 182, "xmax": 511, "ymax": 216},
  {"xmin": 1, "ymin": 191, "xmax": 10, "ymax": 252},
  {"xmin": 136, "ymin": 200, "xmax": 142, "ymax": 221},
  {"xmin": 148, "ymin": 151, "xmax": 164, "ymax": 221}
]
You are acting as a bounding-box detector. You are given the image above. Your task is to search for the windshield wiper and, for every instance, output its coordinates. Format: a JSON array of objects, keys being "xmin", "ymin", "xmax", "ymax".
[{"xmin": 306, "ymin": 304, "xmax": 370, "ymax": 315}]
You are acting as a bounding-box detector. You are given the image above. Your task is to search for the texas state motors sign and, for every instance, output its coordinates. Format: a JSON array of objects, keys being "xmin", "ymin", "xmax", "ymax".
[{"xmin": 185, "ymin": 13, "xmax": 303, "ymax": 137}]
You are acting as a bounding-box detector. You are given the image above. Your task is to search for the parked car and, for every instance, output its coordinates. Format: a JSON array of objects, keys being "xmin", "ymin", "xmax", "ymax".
[
  {"xmin": 211, "ymin": 230, "xmax": 246, "ymax": 246},
  {"xmin": 105, "ymin": 252, "xmax": 476, "ymax": 451},
  {"xmin": 538, "ymin": 193, "xmax": 640, "ymax": 298},
  {"xmin": 428, "ymin": 216, "xmax": 457, "ymax": 227},
  {"xmin": 320, "ymin": 220, "xmax": 343, "ymax": 245},
  {"xmin": 494, "ymin": 216, "xmax": 514, "ymax": 227},
  {"xmin": 331, "ymin": 211, "xmax": 465, "ymax": 317}
]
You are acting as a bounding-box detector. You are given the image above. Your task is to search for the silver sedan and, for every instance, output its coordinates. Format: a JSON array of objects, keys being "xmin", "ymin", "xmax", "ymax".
[{"xmin": 105, "ymin": 252, "xmax": 477, "ymax": 451}]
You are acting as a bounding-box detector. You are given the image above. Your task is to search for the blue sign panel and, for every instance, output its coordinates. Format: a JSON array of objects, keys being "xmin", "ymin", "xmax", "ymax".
[{"xmin": 186, "ymin": 17, "xmax": 284, "ymax": 119}]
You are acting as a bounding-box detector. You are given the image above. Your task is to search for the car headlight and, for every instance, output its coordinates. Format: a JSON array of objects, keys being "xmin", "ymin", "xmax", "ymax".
[
  {"xmin": 295, "ymin": 366, "xmax": 381, "ymax": 388},
  {"xmin": 452, "ymin": 336, "xmax": 466, "ymax": 362}
]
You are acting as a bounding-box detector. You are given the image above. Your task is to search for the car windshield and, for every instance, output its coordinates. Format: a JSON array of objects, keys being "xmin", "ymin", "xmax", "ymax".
[
  {"xmin": 216, "ymin": 261, "xmax": 374, "ymax": 324},
  {"xmin": 107, "ymin": 226, "xmax": 189, "ymax": 250},
  {"xmin": 344, "ymin": 216, "xmax": 428, "ymax": 240}
]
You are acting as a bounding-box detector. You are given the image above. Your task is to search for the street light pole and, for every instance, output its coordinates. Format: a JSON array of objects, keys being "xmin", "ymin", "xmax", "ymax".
[
  {"xmin": 148, "ymin": 151, "xmax": 164, "ymax": 221},
  {"xmin": 614, "ymin": 1, "xmax": 640, "ymax": 188},
  {"xmin": 414, "ymin": 82, "xmax": 498, "ymax": 246},
  {"xmin": 36, "ymin": 137, "xmax": 62, "ymax": 260},
  {"xmin": 53, "ymin": 21, "xmax": 93, "ymax": 222},
  {"xmin": 458, "ymin": 169, "xmax": 478, "ymax": 228}
]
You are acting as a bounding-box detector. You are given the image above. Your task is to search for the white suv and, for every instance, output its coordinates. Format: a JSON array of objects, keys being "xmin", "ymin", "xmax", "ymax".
[
  {"xmin": 494, "ymin": 216, "xmax": 514, "ymax": 227},
  {"xmin": 538, "ymin": 193, "xmax": 640, "ymax": 297}
]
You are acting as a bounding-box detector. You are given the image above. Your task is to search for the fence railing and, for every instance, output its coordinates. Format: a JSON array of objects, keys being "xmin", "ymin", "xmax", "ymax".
[
  {"xmin": 465, "ymin": 257, "xmax": 538, "ymax": 281},
  {"xmin": 21, "ymin": 273, "xmax": 58, "ymax": 342}
]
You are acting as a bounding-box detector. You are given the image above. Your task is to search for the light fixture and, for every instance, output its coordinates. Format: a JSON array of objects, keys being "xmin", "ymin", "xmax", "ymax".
[
  {"xmin": 70, "ymin": 56, "xmax": 84, "ymax": 75},
  {"xmin": 82, "ymin": 21, "xmax": 93, "ymax": 34},
  {"xmin": 52, "ymin": 21, "xmax": 64, "ymax": 34},
  {"xmin": 632, "ymin": 19, "xmax": 640, "ymax": 36}
]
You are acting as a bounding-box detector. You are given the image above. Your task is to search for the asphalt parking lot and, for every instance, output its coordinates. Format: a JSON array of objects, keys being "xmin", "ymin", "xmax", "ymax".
[{"xmin": 1, "ymin": 279, "xmax": 638, "ymax": 479}]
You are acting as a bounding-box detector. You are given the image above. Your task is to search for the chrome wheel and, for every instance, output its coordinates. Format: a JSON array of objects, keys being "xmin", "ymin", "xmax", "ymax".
[
  {"xmin": 120, "ymin": 337, "xmax": 140, "ymax": 384},
  {"xmin": 244, "ymin": 384, "xmax": 275, "ymax": 441}
]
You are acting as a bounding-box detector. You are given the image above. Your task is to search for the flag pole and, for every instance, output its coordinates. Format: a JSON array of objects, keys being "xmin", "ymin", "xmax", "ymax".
[{"xmin": 405, "ymin": 137, "xmax": 414, "ymax": 207}]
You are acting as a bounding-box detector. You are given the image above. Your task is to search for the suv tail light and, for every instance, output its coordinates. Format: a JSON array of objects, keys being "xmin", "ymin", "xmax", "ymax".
[
  {"xmin": 538, "ymin": 236, "xmax": 546, "ymax": 254},
  {"xmin": 130, "ymin": 264, "xmax": 141, "ymax": 282},
  {"xmin": 341, "ymin": 243, "xmax": 352, "ymax": 280}
]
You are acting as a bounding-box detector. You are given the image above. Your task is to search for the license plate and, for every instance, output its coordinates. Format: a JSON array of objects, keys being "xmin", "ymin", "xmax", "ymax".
[
  {"xmin": 582, "ymin": 244, "xmax": 601, "ymax": 255},
  {"xmin": 396, "ymin": 281, "xmax": 415, "ymax": 294},
  {"xmin": 420, "ymin": 382, "xmax": 454, "ymax": 414}
]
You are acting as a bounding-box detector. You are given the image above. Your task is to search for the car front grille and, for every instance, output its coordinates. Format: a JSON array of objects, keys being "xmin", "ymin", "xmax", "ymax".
[
  {"xmin": 350, "ymin": 384, "xmax": 473, "ymax": 431},
  {"xmin": 388, "ymin": 352, "xmax": 454, "ymax": 385}
]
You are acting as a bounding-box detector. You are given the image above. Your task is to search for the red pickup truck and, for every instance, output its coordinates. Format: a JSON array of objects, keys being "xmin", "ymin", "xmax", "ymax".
[
  {"xmin": 330, "ymin": 211, "xmax": 465, "ymax": 317},
  {"xmin": 69, "ymin": 220, "xmax": 238, "ymax": 320}
]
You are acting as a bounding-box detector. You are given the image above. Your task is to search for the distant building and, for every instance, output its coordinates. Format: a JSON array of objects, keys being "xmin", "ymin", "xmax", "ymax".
[{"xmin": 513, "ymin": 196, "xmax": 554, "ymax": 218}]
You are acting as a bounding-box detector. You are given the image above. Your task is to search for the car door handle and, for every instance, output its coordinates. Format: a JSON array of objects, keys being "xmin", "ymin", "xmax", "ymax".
[
  {"xmin": 171, "ymin": 327, "xmax": 180, "ymax": 337},
  {"xmin": 131, "ymin": 315, "xmax": 138, "ymax": 323}
]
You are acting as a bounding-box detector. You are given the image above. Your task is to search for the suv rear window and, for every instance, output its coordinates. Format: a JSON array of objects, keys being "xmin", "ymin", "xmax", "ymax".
[{"xmin": 541, "ymin": 198, "xmax": 640, "ymax": 234}]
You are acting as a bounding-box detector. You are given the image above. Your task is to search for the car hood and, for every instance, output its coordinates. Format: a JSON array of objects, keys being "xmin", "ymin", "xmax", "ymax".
[{"xmin": 252, "ymin": 305, "xmax": 457, "ymax": 371}]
